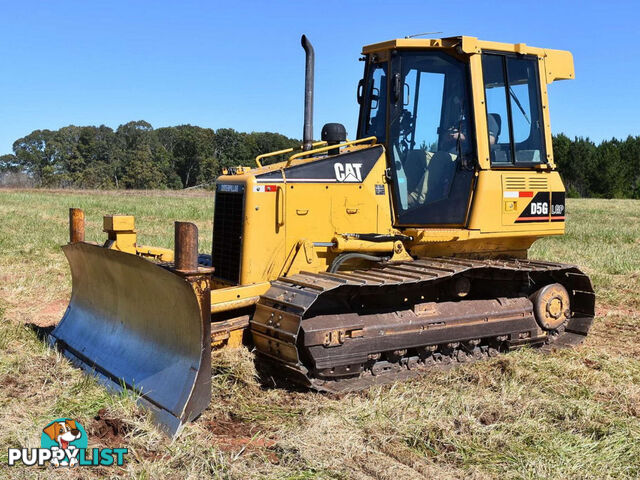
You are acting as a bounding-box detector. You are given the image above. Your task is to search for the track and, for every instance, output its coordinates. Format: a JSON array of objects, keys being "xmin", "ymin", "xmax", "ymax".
[{"xmin": 250, "ymin": 257, "xmax": 595, "ymax": 392}]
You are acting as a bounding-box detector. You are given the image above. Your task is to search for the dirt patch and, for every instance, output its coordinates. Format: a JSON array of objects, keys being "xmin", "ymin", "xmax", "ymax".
[
  {"xmin": 596, "ymin": 305, "xmax": 639, "ymax": 319},
  {"xmin": 478, "ymin": 409, "xmax": 502, "ymax": 425},
  {"xmin": 0, "ymin": 374, "xmax": 31, "ymax": 398},
  {"xmin": 0, "ymin": 273, "xmax": 19, "ymax": 284},
  {"xmin": 582, "ymin": 358, "xmax": 602, "ymax": 370},
  {"xmin": 206, "ymin": 419, "xmax": 278, "ymax": 462},
  {"xmin": 88, "ymin": 409, "xmax": 170, "ymax": 463},
  {"xmin": 87, "ymin": 408, "xmax": 135, "ymax": 448},
  {"xmin": 206, "ymin": 418, "xmax": 257, "ymax": 437},
  {"xmin": 588, "ymin": 305, "xmax": 640, "ymax": 356},
  {"xmin": 31, "ymin": 299, "xmax": 68, "ymax": 327}
]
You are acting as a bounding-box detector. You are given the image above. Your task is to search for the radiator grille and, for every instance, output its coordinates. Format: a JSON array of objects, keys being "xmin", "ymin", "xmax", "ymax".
[
  {"xmin": 503, "ymin": 176, "xmax": 527, "ymax": 190},
  {"xmin": 212, "ymin": 189, "xmax": 244, "ymax": 284},
  {"xmin": 527, "ymin": 177, "xmax": 548, "ymax": 190},
  {"xmin": 503, "ymin": 176, "xmax": 548, "ymax": 191}
]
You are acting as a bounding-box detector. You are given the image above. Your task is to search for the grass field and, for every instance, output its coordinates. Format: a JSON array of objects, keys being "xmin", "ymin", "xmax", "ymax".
[{"xmin": 0, "ymin": 188, "xmax": 639, "ymax": 479}]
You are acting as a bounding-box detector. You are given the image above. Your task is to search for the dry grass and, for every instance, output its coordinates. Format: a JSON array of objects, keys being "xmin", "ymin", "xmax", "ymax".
[{"xmin": 0, "ymin": 189, "xmax": 639, "ymax": 479}]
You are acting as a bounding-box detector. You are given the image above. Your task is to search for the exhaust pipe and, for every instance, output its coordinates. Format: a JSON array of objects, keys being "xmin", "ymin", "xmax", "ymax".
[{"xmin": 301, "ymin": 35, "xmax": 314, "ymax": 151}]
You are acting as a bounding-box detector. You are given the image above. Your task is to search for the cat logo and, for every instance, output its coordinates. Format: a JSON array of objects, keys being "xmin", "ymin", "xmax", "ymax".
[{"xmin": 334, "ymin": 163, "xmax": 363, "ymax": 182}]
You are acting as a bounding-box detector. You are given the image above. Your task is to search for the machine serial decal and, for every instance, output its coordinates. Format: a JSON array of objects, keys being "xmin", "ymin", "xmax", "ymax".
[
  {"xmin": 253, "ymin": 185, "xmax": 277, "ymax": 193},
  {"xmin": 513, "ymin": 191, "xmax": 566, "ymax": 223},
  {"xmin": 551, "ymin": 191, "xmax": 566, "ymax": 222},
  {"xmin": 515, "ymin": 192, "xmax": 550, "ymax": 223},
  {"xmin": 504, "ymin": 191, "xmax": 533, "ymax": 198}
]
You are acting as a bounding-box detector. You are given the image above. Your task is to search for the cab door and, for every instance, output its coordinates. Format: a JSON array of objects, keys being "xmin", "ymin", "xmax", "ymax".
[{"xmin": 386, "ymin": 51, "xmax": 477, "ymax": 227}]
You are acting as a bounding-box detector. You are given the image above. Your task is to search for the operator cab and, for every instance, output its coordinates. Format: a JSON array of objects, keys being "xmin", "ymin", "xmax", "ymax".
[{"xmin": 357, "ymin": 37, "xmax": 548, "ymax": 227}]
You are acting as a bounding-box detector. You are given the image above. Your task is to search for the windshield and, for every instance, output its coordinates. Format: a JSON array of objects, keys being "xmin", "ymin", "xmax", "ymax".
[{"xmin": 390, "ymin": 52, "xmax": 474, "ymax": 163}]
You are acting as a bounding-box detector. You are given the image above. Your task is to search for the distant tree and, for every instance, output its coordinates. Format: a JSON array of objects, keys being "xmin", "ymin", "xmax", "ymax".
[
  {"xmin": 212, "ymin": 128, "xmax": 252, "ymax": 171},
  {"xmin": 115, "ymin": 121, "xmax": 178, "ymax": 189},
  {"xmin": 245, "ymin": 131, "xmax": 300, "ymax": 164},
  {"xmin": 553, "ymin": 134, "xmax": 640, "ymax": 199},
  {"xmin": 0, "ymin": 153, "xmax": 19, "ymax": 172},
  {"xmin": 595, "ymin": 139, "xmax": 624, "ymax": 198},
  {"xmin": 157, "ymin": 125, "xmax": 216, "ymax": 187},
  {"xmin": 552, "ymin": 133, "xmax": 577, "ymax": 196},
  {"xmin": 51, "ymin": 125, "xmax": 83, "ymax": 187},
  {"xmin": 82, "ymin": 125, "xmax": 120, "ymax": 188},
  {"xmin": 619, "ymin": 135, "xmax": 640, "ymax": 198},
  {"xmin": 12, "ymin": 129, "xmax": 58, "ymax": 185}
]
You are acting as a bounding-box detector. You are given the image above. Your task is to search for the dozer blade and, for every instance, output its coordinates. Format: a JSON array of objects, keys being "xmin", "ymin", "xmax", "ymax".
[{"xmin": 50, "ymin": 242, "xmax": 211, "ymax": 437}]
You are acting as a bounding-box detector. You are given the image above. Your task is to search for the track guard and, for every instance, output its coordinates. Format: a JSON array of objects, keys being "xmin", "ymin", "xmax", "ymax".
[
  {"xmin": 251, "ymin": 257, "xmax": 595, "ymax": 390},
  {"xmin": 50, "ymin": 242, "xmax": 211, "ymax": 437}
]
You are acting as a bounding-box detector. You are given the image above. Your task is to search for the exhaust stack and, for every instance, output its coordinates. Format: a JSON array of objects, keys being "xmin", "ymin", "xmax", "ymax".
[{"xmin": 301, "ymin": 35, "xmax": 314, "ymax": 151}]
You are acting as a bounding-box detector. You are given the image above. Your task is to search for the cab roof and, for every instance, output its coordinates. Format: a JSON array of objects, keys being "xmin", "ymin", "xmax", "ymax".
[{"xmin": 362, "ymin": 36, "xmax": 574, "ymax": 82}]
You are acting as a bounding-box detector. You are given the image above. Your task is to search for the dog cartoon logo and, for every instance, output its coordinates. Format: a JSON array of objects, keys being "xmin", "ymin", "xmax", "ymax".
[
  {"xmin": 7, "ymin": 417, "xmax": 127, "ymax": 467},
  {"xmin": 40, "ymin": 418, "xmax": 88, "ymax": 467}
]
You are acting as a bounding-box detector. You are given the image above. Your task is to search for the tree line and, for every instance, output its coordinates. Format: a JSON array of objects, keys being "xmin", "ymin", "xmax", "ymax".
[
  {"xmin": 0, "ymin": 121, "xmax": 299, "ymax": 189},
  {"xmin": 553, "ymin": 134, "xmax": 640, "ymax": 198},
  {"xmin": 0, "ymin": 121, "xmax": 638, "ymax": 198}
]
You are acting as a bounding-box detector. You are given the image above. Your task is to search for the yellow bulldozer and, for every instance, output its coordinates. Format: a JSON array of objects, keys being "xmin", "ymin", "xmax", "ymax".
[{"xmin": 50, "ymin": 35, "xmax": 595, "ymax": 436}]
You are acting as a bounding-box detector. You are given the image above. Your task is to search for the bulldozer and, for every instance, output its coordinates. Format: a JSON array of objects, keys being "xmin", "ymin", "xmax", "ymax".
[{"xmin": 50, "ymin": 35, "xmax": 595, "ymax": 436}]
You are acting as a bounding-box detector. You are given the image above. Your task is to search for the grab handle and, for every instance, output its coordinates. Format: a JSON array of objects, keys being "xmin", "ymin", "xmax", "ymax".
[{"xmin": 276, "ymin": 186, "xmax": 285, "ymax": 227}]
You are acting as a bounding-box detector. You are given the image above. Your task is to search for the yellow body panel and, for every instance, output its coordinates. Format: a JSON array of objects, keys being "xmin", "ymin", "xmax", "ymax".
[
  {"xmin": 361, "ymin": 36, "xmax": 574, "ymax": 82},
  {"xmin": 216, "ymin": 156, "xmax": 566, "ymax": 284},
  {"xmin": 103, "ymin": 215, "xmax": 135, "ymax": 231},
  {"xmin": 216, "ymin": 144, "xmax": 395, "ymax": 285}
]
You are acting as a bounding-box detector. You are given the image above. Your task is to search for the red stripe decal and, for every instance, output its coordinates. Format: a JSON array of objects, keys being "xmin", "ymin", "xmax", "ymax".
[
  {"xmin": 516, "ymin": 216, "xmax": 547, "ymax": 221},
  {"xmin": 519, "ymin": 191, "xmax": 533, "ymax": 197},
  {"xmin": 265, "ymin": 185, "xmax": 277, "ymax": 192}
]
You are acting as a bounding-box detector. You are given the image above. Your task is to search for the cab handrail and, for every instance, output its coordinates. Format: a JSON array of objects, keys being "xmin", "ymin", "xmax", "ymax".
[
  {"xmin": 255, "ymin": 141, "xmax": 327, "ymax": 168},
  {"xmin": 285, "ymin": 136, "xmax": 378, "ymax": 167}
]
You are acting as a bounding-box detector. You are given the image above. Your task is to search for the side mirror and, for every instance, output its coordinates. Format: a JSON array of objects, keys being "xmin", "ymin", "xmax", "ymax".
[{"xmin": 357, "ymin": 78, "xmax": 364, "ymax": 104}]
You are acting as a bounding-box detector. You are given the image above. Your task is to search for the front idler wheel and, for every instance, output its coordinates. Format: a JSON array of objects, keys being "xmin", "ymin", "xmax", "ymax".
[{"xmin": 530, "ymin": 283, "xmax": 571, "ymax": 331}]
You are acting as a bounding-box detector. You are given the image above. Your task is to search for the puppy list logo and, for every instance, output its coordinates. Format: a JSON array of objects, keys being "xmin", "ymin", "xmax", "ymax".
[{"xmin": 7, "ymin": 418, "xmax": 128, "ymax": 467}]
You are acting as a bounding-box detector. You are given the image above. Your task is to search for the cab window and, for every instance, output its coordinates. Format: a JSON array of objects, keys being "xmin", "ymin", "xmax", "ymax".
[
  {"xmin": 361, "ymin": 62, "xmax": 388, "ymax": 143},
  {"xmin": 482, "ymin": 53, "xmax": 546, "ymax": 165}
]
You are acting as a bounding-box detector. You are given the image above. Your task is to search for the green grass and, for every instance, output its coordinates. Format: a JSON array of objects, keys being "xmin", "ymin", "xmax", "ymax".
[{"xmin": 0, "ymin": 189, "xmax": 639, "ymax": 479}]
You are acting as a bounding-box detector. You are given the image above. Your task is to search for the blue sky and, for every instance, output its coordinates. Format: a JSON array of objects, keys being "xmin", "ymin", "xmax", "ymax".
[{"xmin": 0, "ymin": 0, "xmax": 638, "ymax": 155}]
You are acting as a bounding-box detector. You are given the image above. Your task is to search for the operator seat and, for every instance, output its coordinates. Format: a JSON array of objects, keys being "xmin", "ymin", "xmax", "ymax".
[
  {"xmin": 425, "ymin": 151, "xmax": 458, "ymax": 203},
  {"xmin": 487, "ymin": 113, "xmax": 509, "ymax": 163},
  {"xmin": 488, "ymin": 113, "xmax": 501, "ymax": 143},
  {"xmin": 404, "ymin": 149, "xmax": 429, "ymax": 193}
]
